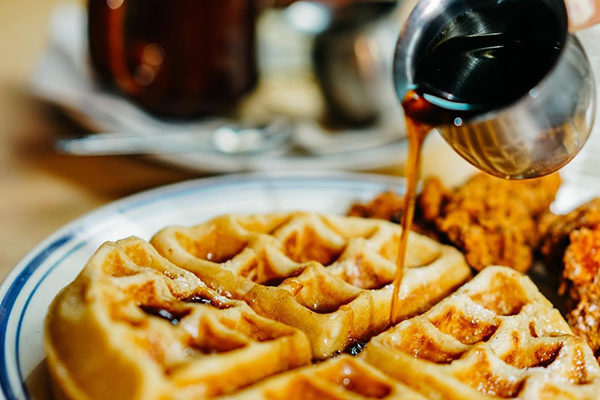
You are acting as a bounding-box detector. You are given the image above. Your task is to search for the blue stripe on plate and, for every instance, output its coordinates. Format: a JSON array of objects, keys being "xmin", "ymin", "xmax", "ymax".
[
  {"xmin": 14, "ymin": 240, "xmax": 87, "ymax": 400},
  {"xmin": 0, "ymin": 234, "xmax": 73, "ymax": 400}
]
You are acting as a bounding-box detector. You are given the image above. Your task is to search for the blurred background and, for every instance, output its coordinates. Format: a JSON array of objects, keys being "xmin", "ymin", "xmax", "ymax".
[
  {"xmin": 1, "ymin": 0, "xmax": 193, "ymax": 272},
  {"xmin": 2, "ymin": 0, "xmax": 600, "ymax": 279},
  {"xmin": 0, "ymin": 0, "xmax": 407, "ymax": 275}
]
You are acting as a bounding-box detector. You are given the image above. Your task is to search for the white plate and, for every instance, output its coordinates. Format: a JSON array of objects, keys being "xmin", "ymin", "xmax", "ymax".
[{"xmin": 2, "ymin": 171, "xmax": 600, "ymax": 400}]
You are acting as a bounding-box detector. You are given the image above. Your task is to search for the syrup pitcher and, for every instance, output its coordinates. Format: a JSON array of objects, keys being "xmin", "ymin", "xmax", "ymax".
[{"xmin": 394, "ymin": 0, "xmax": 599, "ymax": 178}]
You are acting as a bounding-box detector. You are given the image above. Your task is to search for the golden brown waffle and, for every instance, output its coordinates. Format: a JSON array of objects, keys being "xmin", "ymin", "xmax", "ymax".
[
  {"xmin": 221, "ymin": 355, "xmax": 428, "ymax": 400},
  {"xmin": 151, "ymin": 212, "xmax": 471, "ymax": 358},
  {"xmin": 361, "ymin": 266, "xmax": 600, "ymax": 400},
  {"xmin": 44, "ymin": 237, "xmax": 311, "ymax": 400}
]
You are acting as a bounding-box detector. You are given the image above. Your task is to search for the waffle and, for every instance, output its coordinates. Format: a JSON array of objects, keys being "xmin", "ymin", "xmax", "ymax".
[
  {"xmin": 151, "ymin": 212, "xmax": 471, "ymax": 358},
  {"xmin": 44, "ymin": 237, "xmax": 311, "ymax": 400},
  {"xmin": 221, "ymin": 355, "xmax": 428, "ymax": 400},
  {"xmin": 361, "ymin": 266, "xmax": 600, "ymax": 400}
]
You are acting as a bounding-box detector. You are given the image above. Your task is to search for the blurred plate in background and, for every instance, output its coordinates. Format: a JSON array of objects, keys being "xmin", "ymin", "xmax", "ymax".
[{"xmin": 31, "ymin": 3, "xmax": 409, "ymax": 173}]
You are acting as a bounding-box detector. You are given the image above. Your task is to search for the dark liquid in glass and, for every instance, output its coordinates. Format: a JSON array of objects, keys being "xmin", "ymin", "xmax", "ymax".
[{"xmin": 88, "ymin": 0, "xmax": 258, "ymax": 117}]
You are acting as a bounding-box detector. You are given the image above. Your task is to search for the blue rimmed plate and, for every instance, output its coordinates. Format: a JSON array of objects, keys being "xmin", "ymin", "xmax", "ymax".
[{"xmin": 2, "ymin": 170, "xmax": 600, "ymax": 400}]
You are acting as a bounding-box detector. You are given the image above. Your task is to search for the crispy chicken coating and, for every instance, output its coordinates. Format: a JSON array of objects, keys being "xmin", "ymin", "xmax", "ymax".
[
  {"xmin": 348, "ymin": 191, "xmax": 406, "ymax": 222},
  {"xmin": 349, "ymin": 173, "xmax": 561, "ymax": 272},
  {"xmin": 563, "ymin": 227, "xmax": 600, "ymax": 359},
  {"xmin": 540, "ymin": 199, "xmax": 600, "ymax": 359},
  {"xmin": 541, "ymin": 198, "xmax": 600, "ymax": 271},
  {"xmin": 419, "ymin": 173, "xmax": 561, "ymax": 272},
  {"xmin": 347, "ymin": 190, "xmax": 440, "ymax": 239}
]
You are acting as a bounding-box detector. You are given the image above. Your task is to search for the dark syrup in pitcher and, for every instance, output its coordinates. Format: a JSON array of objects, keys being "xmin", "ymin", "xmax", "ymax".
[{"xmin": 389, "ymin": 0, "xmax": 565, "ymax": 322}]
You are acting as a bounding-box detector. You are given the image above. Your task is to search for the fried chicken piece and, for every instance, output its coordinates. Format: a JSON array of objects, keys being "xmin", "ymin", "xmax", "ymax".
[
  {"xmin": 348, "ymin": 173, "xmax": 561, "ymax": 272},
  {"xmin": 417, "ymin": 176, "xmax": 452, "ymax": 222},
  {"xmin": 563, "ymin": 227, "xmax": 600, "ymax": 359},
  {"xmin": 347, "ymin": 191, "xmax": 441, "ymax": 239},
  {"xmin": 348, "ymin": 191, "xmax": 405, "ymax": 221},
  {"xmin": 419, "ymin": 173, "xmax": 561, "ymax": 272},
  {"xmin": 539, "ymin": 199, "xmax": 600, "ymax": 359},
  {"xmin": 540, "ymin": 198, "xmax": 600, "ymax": 271}
]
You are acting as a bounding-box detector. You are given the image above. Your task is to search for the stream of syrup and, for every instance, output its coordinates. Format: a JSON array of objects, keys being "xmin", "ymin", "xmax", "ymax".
[
  {"xmin": 389, "ymin": 90, "xmax": 433, "ymax": 323},
  {"xmin": 387, "ymin": 0, "xmax": 564, "ymax": 323}
]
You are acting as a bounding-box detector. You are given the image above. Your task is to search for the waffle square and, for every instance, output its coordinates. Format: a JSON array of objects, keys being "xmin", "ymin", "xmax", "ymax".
[
  {"xmin": 220, "ymin": 355, "xmax": 428, "ymax": 400},
  {"xmin": 151, "ymin": 212, "xmax": 471, "ymax": 358},
  {"xmin": 361, "ymin": 266, "xmax": 600, "ymax": 399},
  {"xmin": 44, "ymin": 237, "xmax": 311, "ymax": 400}
]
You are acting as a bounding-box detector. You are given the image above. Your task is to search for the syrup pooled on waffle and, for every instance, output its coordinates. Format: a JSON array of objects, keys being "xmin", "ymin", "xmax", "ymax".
[
  {"xmin": 44, "ymin": 237, "xmax": 311, "ymax": 400},
  {"xmin": 150, "ymin": 212, "xmax": 471, "ymax": 358},
  {"xmin": 221, "ymin": 355, "xmax": 428, "ymax": 400},
  {"xmin": 361, "ymin": 266, "xmax": 600, "ymax": 399}
]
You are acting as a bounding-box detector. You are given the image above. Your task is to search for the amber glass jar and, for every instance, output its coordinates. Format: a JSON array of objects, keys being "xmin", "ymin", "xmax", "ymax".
[{"xmin": 88, "ymin": 0, "xmax": 259, "ymax": 117}]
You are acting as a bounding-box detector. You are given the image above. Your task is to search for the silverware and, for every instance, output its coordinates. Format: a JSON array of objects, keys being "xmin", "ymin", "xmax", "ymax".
[{"xmin": 56, "ymin": 119, "xmax": 294, "ymax": 156}]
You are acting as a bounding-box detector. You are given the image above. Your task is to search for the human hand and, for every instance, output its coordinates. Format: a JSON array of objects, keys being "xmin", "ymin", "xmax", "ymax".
[{"xmin": 567, "ymin": 0, "xmax": 600, "ymax": 30}]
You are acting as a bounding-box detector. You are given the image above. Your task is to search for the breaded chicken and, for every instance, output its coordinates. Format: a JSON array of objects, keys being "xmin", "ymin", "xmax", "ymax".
[
  {"xmin": 349, "ymin": 173, "xmax": 561, "ymax": 272},
  {"xmin": 348, "ymin": 191, "xmax": 406, "ymax": 222},
  {"xmin": 541, "ymin": 198, "xmax": 600, "ymax": 271},
  {"xmin": 347, "ymin": 190, "xmax": 442, "ymax": 239},
  {"xmin": 540, "ymin": 199, "xmax": 600, "ymax": 359},
  {"xmin": 419, "ymin": 173, "xmax": 561, "ymax": 272},
  {"xmin": 563, "ymin": 227, "xmax": 600, "ymax": 359}
]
